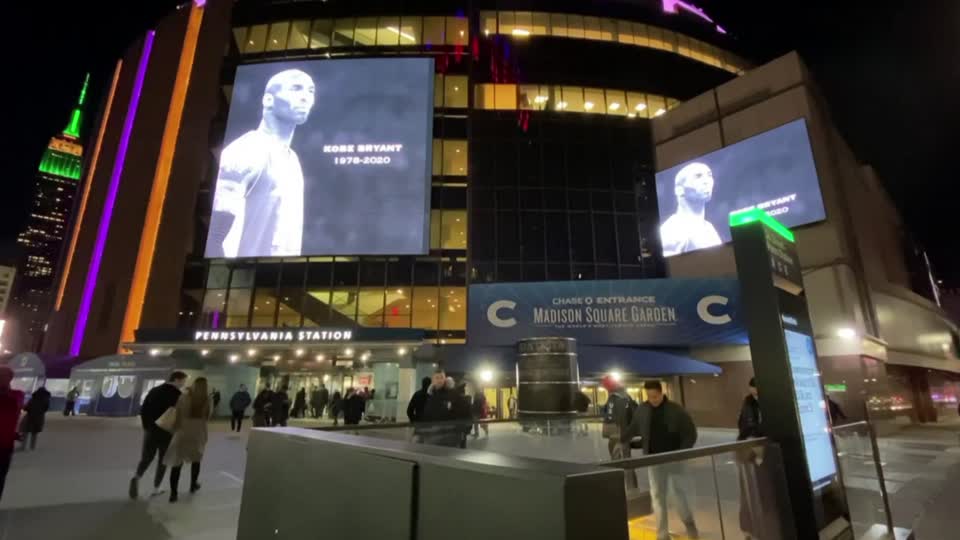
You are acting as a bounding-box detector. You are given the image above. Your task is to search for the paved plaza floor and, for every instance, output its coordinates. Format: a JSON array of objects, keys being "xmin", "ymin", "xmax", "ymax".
[{"xmin": 0, "ymin": 414, "xmax": 956, "ymax": 539}]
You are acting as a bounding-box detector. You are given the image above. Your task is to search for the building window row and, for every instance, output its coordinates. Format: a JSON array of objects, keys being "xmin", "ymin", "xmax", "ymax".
[
  {"xmin": 234, "ymin": 16, "xmax": 469, "ymax": 54},
  {"xmin": 480, "ymin": 11, "xmax": 748, "ymax": 74},
  {"xmin": 475, "ymin": 84, "xmax": 679, "ymax": 117}
]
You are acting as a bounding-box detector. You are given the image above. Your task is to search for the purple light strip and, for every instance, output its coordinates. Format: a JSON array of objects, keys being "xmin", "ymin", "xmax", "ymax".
[{"xmin": 70, "ymin": 31, "xmax": 155, "ymax": 356}]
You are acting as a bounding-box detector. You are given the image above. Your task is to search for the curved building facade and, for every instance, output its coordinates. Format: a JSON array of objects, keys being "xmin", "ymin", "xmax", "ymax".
[{"xmin": 43, "ymin": 0, "xmax": 754, "ymax": 415}]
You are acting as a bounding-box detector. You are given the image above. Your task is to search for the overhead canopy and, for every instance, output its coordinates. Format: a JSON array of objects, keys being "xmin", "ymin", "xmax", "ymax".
[{"xmin": 424, "ymin": 345, "xmax": 721, "ymax": 377}]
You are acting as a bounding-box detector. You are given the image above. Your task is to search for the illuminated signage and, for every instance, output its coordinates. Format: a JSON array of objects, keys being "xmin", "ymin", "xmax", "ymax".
[
  {"xmin": 662, "ymin": 0, "xmax": 727, "ymax": 33},
  {"xmin": 193, "ymin": 329, "xmax": 353, "ymax": 344}
]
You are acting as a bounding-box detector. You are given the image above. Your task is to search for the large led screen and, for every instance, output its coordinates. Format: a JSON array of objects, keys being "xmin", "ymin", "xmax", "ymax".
[
  {"xmin": 655, "ymin": 119, "xmax": 825, "ymax": 257},
  {"xmin": 205, "ymin": 58, "xmax": 434, "ymax": 258}
]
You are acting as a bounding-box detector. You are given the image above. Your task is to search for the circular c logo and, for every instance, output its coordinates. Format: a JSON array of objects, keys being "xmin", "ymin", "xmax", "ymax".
[
  {"xmin": 487, "ymin": 300, "xmax": 517, "ymax": 328},
  {"xmin": 697, "ymin": 295, "xmax": 732, "ymax": 325}
]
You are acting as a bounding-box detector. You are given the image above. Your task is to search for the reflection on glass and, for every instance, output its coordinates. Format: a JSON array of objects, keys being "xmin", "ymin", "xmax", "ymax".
[
  {"xmin": 251, "ymin": 288, "xmax": 277, "ymax": 327},
  {"xmin": 358, "ymin": 288, "xmax": 386, "ymax": 327},
  {"xmin": 310, "ymin": 19, "xmax": 332, "ymax": 48},
  {"xmin": 442, "ymin": 140, "xmax": 468, "ymax": 176},
  {"xmin": 384, "ymin": 288, "xmax": 412, "ymax": 328},
  {"xmin": 423, "ymin": 16, "xmax": 445, "ymax": 45},
  {"xmin": 444, "ymin": 75, "xmax": 468, "ymax": 108},
  {"xmin": 287, "ymin": 20, "xmax": 310, "ymax": 49},
  {"xmin": 494, "ymin": 84, "xmax": 517, "ymax": 110},
  {"xmin": 354, "ymin": 17, "xmax": 377, "ymax": 45},
  {"xmin": 583, "ymin": 88, "xmax": 606, "ymax": 114},
  {"xmin": 266, "ymin": 22, "xmax": 290, "ymax": 52},
  {"xmin": 376, "ymin": 16, "xmax": 400, "ymax": 46},
  {"xmin": 232, "ymin": 27, "xmax": 247, "ymax": 51},
  {"xmin": 430, "ymin": 210, "xmax": 468, "ymax": 250},
  {"xmin": 245, "ymin": 24, "xmax": 267, "ymax": 53},
  {"xmin": 399, "ymin": 16, "xmax": 422, "ymax": 44},
  {"xmin": 446, "ymin": 17, "xmax": 468, "ymax": 45},
  {"xmin": 332, "ymin": 18, "xmax": 355, "ymax": 46},
  {"xmin": 439, "ymin": 287, "xmax": 466, "ymax": 330},
  {"xmin": 412, "ymin": 286, "xmax": 440, "ymax": 330},
  {"xmin": 226, "ymin": 288, "xmax": 252, "ymax": 327}
]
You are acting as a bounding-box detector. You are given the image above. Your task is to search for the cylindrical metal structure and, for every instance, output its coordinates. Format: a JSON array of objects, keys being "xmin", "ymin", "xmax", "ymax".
[{"xmin": 516, "ymin": 337, "xmax": 579, "ymax": 417}]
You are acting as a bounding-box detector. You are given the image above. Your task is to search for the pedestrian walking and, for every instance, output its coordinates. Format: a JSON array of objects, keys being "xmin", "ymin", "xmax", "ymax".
[
  {"xmin": 19, "ymin": 384, "xmax": 51, "ymax": 451},
  {"xmin": 406, "ymin": 377, "xmax": 431, "ymax": 423},
  {"xmin": 229, "ymin": 384, "xmax": 252, "ymax": 432},
  {"xmin": 252, "ymin": 384, "xmax": 273, "ymax": 427},
  {"xmin": 471, "ymin": 389, "xmax": 489, "ymax": 438},
  {"xmin": 343, "ymin": 388, "xmax": 365, "ymax": 425},
  {"xmin": 164, "ymin": 377, "xmax": 211, "ymax": 503},
  {"xmin": 293, "ymin": 387, "xmax": 307, "ymax": 419},
  {"xmin": 210, "ymin": 388, "xmax": 222, "ymax": 418},
  {"xmin": 317, "ymin": 383, "xmax": 329, "ymax": 419},
  {"xmin": 63, "ymin": 385, "xmax": 80, "ymax": 416},
  {"xmin": 329, "ymin": 391, "xmax": 343, "ymax": 426},
  {"xmin": 622, "ymin": 381, "xmax": 699, "ymax": 540},
  {"xmin": 129, "ymin": 371, "xmax": 187, "ymax": 499},
  {"xmin": 0, "ymin": 366, "xmax": 24, "ymax": 501},
  {"xmin": 271, "ymin": 386, "xmax": 290, "ymax": 427}
]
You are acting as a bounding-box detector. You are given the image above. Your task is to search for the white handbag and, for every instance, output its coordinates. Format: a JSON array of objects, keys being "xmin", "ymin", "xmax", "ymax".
[{"xmin": 155, "ymin": 406, "xmax": 178, "ymax": 432}]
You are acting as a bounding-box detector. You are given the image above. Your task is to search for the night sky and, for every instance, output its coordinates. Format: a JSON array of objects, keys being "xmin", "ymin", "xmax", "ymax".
[{"xmin": 6, "ymin": 1, "xmax": 959, "ymax": 279}]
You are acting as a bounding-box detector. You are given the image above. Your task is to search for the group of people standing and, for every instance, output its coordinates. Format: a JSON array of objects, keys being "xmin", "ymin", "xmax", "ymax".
[
  {"xmin": 405, "ymin": 370, "xmax": 488, "ymax": 448},
  {"xmin": 129, "ymin": 371, "xmax": 211, "ymax": 503}
]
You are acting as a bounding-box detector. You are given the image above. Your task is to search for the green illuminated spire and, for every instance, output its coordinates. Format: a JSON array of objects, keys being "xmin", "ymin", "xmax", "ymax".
[{"xmin": 62, "ymin": 73, "xmax": 89, "ymax": 139}]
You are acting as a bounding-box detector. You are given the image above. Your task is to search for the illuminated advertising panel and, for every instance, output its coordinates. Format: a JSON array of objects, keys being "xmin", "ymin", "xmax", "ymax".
[
  {"xmin": 656, "ymin": 119, "xmax": 825, "ymax": 257},
  {"xmin": 205, "ymin": 58, "xmax": 434, "ymax": 258}
]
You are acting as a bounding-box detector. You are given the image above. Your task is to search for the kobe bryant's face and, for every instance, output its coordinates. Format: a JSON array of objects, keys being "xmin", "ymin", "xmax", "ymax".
[
  {"xmin": 265, "ymin": 70, "xmax": 315, "ymax": 125},
  {"xmin": 675, "ymin": 162, "xmax": 714, "ymax": 203}
]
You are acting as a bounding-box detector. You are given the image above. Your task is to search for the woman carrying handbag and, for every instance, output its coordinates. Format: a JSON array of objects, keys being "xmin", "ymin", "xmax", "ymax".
[{"xmin": 163, "ymin": 377, "xmax": 211, "ymax": 503}]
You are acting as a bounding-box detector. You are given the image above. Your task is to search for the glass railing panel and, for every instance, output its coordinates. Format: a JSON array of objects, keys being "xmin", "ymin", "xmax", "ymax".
[
  {"xmin": 713, "ymin": 443, "xmax": 793, "ymax": 540},
  {"xmin": 833, "ymin": 422, "xmax": 893, "ymax": 538}
]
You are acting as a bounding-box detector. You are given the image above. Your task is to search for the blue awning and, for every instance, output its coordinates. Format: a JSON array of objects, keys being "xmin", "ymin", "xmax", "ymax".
[{"xmin": 421, "ymin": 345, "xmax": 721, "ymax": 377}]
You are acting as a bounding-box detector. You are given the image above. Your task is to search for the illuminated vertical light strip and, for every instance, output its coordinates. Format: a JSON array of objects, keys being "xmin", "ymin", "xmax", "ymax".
[
  {"xmin": 70, "ymin": 31, "xmax": 155, "ymax": 356},
  {"xmin": 119, "ymin": 3, "xmax": 205, "ymax": 351},
  {"xmin": 55, "ymin": 61, "xmax": 122, "ymax": 311}
]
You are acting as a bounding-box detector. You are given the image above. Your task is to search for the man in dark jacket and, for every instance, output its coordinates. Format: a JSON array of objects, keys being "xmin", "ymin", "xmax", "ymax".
[
  {"xmin": 406, "ymin": 377, "xmax": 431, "ymax": 422},
  {"xmin": 252, "ymin": 384, "xmax": 273, "ymax": 427},
  {"xmin": 229, "ymin": 384, "xmax": 252, "ymax": 432},
  {"xmin": 418, "ymin": 371, "xmax": 469, "ymax": 447},
  {"xmin": 317, "ymin": 384, "xmax": 330, "ymax": 419},
  {"xmin": 737, "ymin": 377, "xmax": 762, "ymax": 440},
  {"xmin": 20, "ymin": 384, "xmax": 51, "ymax": 451},
  {"xmin": 271, "ymin": 386, "xmax": 291, "ymax": 427},
  {"xmin": 343, "ymin": 388, "xmax": 366, "ymax": 425},
  {"xmin": 623, "ymin": 381, "xmax": 698, "ymax": 540},
  {"xmin": 64, "ymin": 386, "xmax": 80, "ymax": 416},
  {"xmin": 129, "ymin": 371, "xmax": 186, "ymax": 499}
]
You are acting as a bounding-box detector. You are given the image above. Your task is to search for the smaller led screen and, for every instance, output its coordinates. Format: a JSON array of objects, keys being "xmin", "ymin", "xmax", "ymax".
[{"xmin": 655, "ymin": 119, "xmax": 825, "ymax": 257}]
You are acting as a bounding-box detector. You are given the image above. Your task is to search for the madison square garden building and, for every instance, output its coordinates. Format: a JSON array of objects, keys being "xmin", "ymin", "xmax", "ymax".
[{"xmin": 44, "ymin": 0, "xmax": 768, "ymax": 417}]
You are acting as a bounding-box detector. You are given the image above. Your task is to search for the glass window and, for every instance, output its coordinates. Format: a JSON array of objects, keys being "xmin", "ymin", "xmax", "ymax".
[
  {"xmin": 447, "ymin": 17, "xmax": 468, "ymax": 45},
  {"xmin": 648, "ymin": 95, "xmax": 667, "ymax": 118},
  {"xmin": 399, "ymin": 16, "xmax": 422, "ymax": 45},
  {"xmin": 311, "ymin": 19, "xmax": 332, "ymax": 48},
  {"xmin": 329, "ymin": 288, "xmax": 357, "ymax": 322},
  {"xmin": 559, "ymin": 86, "xmax": 585, "ymax": 112},
  {"xmin": 647, "ymin": 25, "xmax": 665, "ymax": 50},
  {"xmin": 545, "ymin": 213, "xmax": 570, "ymax": 261},
  {"xmin": 601, "ymin": 18, "xmax": 617, "ymax": 41},
  {"xmin": 332, "ymin": 18, "xmax": 355, "ymax": 46},
  {"xmin": 245, "ymin": 24, "xmax": 267, "ymax": 53},
  {"xmin": 442, "ymin": 140, "xmax": 468, "ymax": 176},
  {"xmin": 444, "ymin": 75, "xmax": 468, "ymax": 108},
  {"xmin": 616, "ymin": 21, "xmax": 634, "ymax": 44},
  {"xmin": 633, "ymin": 23, "xmax": 649, "ymax": 47},
  {"xmin": 498, "ymin": 263, "xmax": 522, "ymax": 282},
  {"xmin": 550, "ymin": 13, "xmax": 568, "ymax": 37},
  {"xmin": 432, "ymin": 139, "xmax": 442, "ymax": 175},
  {"xmin": 384, "ymin": 287, "xmax": 412, "ymax": 327},
  {"xmin": 514, "ymin": 12, "xmax": 533, "ymax": 36},
  {"xmin": 480, "ymin": 11, "xmax": 497, "ymax": 36},
  {"xmin": 519, "ymin": 84, "xmax": 546, "ymax": 111},
  {"xmin": 547, "ymin": 264, "xmax": 570, "ymax": 281},
  {"xmin": 570, "ymin": 213, "xmax": 593, "ymax": 262},
  {"xmin": 412, "ymin": 286, "xmax": 439, "ymax": 330},
  {"xmin": 439, "ymin": 287, "xmax": 466, "ymax": 330},
  {"xmin": 605, "ymin": 89, "xmax": 627, "ymax": 116},
  {"xmin": 594, "ymin": 214, "xmax": 618, "ymax": 263},
  {"xmin": 354, "ymin": 17, "xmax": 377, "ymax": 45},
  {"xmin": 359, "ymin": 259, "xmax": 386, "ymax": 286},
  {"xmin": 232, "ymin": 27, "xmax": 248, "ymax": 51},
  {"xmin": 566, "ymin": 15, "xmax": 585, "ymax": 39},
  {"xmin": 251, "ymin": 288, "xmax": 278, "ymax": 327},
  {"xmin": 201, "ymin": 289, "xmax": 226, "ymax": 327},
  {"xmin": 494, "ymin": 84, "xmax": 517, "ymax": 110},
  {"xmin": 498, "ymin": 12, "xmax": 516, "ymax": 35},
  {"xmin": 225, "ymin": 289, "xmax": 252, "ymax": 327},
  {"xmin": 583, "ymin": 88, "xmax": 605, "ymax": 114},
  {"xmin": 627, "ymin": 92, "xmax": 649, "ymax": 118},
  {"xmin": 583, "ymin": 17, "xmax": 603, "ymax": 41},
  {"xmin": 423, "ymin": 16, "xmax": 445, "ymax": 45},
  {"xmin": 333, "ymin": 259, "xmax": 358, "ymax": 286},
  {"xmin": 430, "ymin": 210, "xmax": 467, "ymax": 250},
  {"xmin": 434, "ymin": 75, "xmax": 444, "ymax": 108},
  {"xmin": 521, "ymin": 212, "xmax": 545, "ymax": 261},
  {"xmin": 207, "ymin": 264, "xmax": 230, "ymax": 289},
  {"xmin": 376, "ymin": 16, "xmax": 400, "ymax": 46},
  {"xmin": 266, "ymin": 21, "xmax": 290, "ymax": 51},
  {"xmin": 677, "ymin": 33, "xmax": 692, "ymax": 58},
  {"xmin": 287, "ymin": 20, "xmax": 310, "ymax": 49},
  {"xmin": 357, "ymin": 288, "xmax": 385, "ymax": 327},
  {"xmin": 532, "ymin": 12, "xmax": 550, "ymax": 35},
  {"xmin": 617, "ymin": 214, "xmax": 642, "ymax": 265},
  {"xmin": 474, "ymin": 84, "xmax": 496, "ymax": 110}
]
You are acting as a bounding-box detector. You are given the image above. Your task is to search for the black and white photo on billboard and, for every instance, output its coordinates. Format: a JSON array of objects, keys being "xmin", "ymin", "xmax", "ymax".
[
  {"xmin": 205, "ymin": 58, "xmax": 434, "ymax": 258},
  {"xmin": 655, "ymin": 118, "xmax": 826, "ymax": 257}
]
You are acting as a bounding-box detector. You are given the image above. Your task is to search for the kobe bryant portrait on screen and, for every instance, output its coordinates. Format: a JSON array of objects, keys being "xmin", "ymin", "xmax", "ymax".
[
  {"xmin": 207, "ymin": 69, "xmax": 316, "ymax": 258},
  {"xmin": 659, "ymin": 162, "xmax": 723, "ymax": 256}
]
